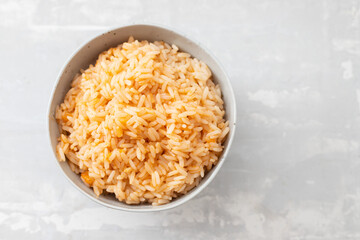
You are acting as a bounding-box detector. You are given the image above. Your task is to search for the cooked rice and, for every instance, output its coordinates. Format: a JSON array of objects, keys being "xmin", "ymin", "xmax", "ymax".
[{"xmin": 56, "ymin": 36, "xmax": 229, "ymax": 206}]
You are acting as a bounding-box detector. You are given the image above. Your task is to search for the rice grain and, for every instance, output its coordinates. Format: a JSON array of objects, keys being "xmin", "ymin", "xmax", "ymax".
[{"xmin": 56, "ymin": 37, "xmax": 229, "ymax": 205}]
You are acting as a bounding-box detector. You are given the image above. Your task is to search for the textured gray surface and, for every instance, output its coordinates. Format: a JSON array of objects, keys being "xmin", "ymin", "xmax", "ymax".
[{"xmin": 1, "ymin": 0, "xmax": 360, "ymax": 239}]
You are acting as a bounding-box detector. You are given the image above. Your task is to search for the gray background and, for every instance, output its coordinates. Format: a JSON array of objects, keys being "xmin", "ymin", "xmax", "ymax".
[{"xmin": 1, "ymin": 0, "xmax": 360, "ymax": 239}]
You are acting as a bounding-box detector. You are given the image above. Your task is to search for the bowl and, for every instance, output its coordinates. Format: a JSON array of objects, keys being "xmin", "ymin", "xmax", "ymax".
[{"xmin": 48, "ymin": 24, "xmax": 236, "ymax": 212}]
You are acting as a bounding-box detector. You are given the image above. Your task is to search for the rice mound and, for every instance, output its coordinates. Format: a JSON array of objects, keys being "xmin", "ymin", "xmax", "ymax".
[{"xmin": 56, "ymin": 37, "xmax": 229, "ymax": 205}]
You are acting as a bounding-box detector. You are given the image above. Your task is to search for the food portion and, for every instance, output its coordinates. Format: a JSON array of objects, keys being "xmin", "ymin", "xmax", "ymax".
[{"xmin": 56, "ymin": 37, "xmax": 229, "ymax": 205}]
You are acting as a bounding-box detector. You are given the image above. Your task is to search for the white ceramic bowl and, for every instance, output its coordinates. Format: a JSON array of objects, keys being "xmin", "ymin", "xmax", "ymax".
[{"xmin": 48, "ymin": 24, "xmax": 236, "ymax": 212}]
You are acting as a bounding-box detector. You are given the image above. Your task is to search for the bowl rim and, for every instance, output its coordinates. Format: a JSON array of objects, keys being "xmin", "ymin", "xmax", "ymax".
[{"xmin": 47, "ymin": 23, "xmax": 237, "ymax": 212}]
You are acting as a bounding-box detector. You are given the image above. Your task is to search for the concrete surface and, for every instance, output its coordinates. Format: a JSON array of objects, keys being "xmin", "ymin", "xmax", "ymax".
[{"xmin": 1, "ymin": 0, "xmax": 360, "ymax": 239}]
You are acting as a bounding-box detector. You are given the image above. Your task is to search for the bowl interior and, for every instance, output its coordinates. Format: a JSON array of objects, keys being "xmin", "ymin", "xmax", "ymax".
[{"xmin": 48, "ymin": 24, "xmax": 236, "ymax": 211}]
